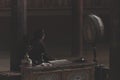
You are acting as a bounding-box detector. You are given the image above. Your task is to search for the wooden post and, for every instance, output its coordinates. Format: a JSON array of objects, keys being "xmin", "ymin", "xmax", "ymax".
[
  {"xmin": 72, "ymin": 0, "xmax": 83, "ymax": 57},
  {"xmin": 79, "ymin": 0, "xmax": 83, "ymax": 57},
  {"xmin": 109, "ymin": 0, "xmax": 120, "ymax": 80},
  {"xmin": 10, "ymin": 0, "xmax": 27, "ymax": 71}
]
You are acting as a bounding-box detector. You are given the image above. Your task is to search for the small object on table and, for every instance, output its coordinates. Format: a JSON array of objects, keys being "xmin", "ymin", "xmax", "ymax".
[{"xmin": 73, "ymin": 57, "xmax": 87, "ymax": 63}]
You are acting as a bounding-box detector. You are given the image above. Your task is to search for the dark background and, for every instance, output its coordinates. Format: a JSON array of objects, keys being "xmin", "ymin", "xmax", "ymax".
[
  {"xmin": 0, "ymin": 0, "xmax": 110, "ymax": 68},
  {"xmin": 0, "ymin": 1, "xmax": 119, "ymax": 80}
]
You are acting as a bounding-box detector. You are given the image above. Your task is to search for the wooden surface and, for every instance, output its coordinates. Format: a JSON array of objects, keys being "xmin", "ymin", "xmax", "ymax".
[{"xmin": 21, "ymin": 61, "xmax": 95, "ymax": 80}]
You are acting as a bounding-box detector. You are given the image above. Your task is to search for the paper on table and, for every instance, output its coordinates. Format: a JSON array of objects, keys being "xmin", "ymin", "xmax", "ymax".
[{"xmin": 49, "ymin": 59, "xmax": 72, "ymax": 66}]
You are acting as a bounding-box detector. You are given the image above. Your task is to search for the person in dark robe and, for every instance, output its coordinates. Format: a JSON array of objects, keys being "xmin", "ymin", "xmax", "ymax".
[
  {"xmin": 27, "ymin": 28, "xmax": 52, "ymax": 65},
  {"xmin": 12, "ymin": 28, "xmax": 53, "ymax": 71}
]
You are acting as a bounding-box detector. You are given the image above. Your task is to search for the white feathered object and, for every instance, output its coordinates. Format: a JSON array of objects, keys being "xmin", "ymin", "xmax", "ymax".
[
  {"xmin": 83, "ymin": 14, "xmax": 104, "ymax": 43},
  {"xmin": 89, "ymin": 14, "xmax": 104, "ymax": 37}
]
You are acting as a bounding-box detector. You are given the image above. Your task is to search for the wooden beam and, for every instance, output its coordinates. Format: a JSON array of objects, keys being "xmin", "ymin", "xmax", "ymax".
[
  {"xmin": 10, "ymin": 0, "xmax": 27, "ymax": 71},
  {"xmin": 72, "ymin": 0, "xmax": 83, "ymax": 57}
]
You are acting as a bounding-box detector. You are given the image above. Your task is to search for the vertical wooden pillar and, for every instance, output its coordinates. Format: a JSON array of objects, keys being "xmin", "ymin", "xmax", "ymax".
[
  {"xmin": 11, "ymin": 0, "xmax": 27, "ymax": 38},
  {"xmin": 109, "ymin": 0, "xmax": 120, "ymax": 80},
  {"xmin": 79, "ymin": 0, "xmax": 83, "ymax": 56},
  {"xmin": 10, "ymin": 0, "xmax": 27, "ymax": 71},
  {"xmin": 72, "ymin": 0, "xmax": 83, "ymax": 57}
]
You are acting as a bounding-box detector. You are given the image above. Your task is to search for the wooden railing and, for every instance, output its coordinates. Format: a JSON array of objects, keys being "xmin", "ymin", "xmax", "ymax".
[
  {"xmin": 28, "ymin": 0, "xmax": 72, "ymax": 9},
  {"xmin": 0, "ymin": 0, "xmax": 10, "ymax": 8},
  {"xmin": 0, "ymin": 0, "xmax": 72, "ymax": 9}
]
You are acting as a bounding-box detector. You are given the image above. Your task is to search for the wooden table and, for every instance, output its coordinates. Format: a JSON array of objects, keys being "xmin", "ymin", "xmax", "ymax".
[{"xmin": 21, "ymin": 60, "xmax": 95, "ymax": 80}]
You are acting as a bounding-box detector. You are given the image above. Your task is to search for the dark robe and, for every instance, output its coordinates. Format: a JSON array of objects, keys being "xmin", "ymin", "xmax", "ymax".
[{"xmin": 29, "ymin": 40, "xmax": 50, "ymax": 65}]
